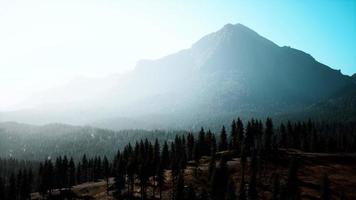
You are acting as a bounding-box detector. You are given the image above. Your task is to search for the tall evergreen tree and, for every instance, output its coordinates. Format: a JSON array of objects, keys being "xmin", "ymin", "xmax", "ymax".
[
  {"xmin": 68, "ymin": 158, "xmax": 76, "ymax": 187},
  {"xmin": 198, "ymin": 127, "xmax": 207, "ymax": 157},
  {"xmin": 219, "ymin": 126, "xmax": 228, "ymax": 151},
  {"xmin": 239, "ymin": 144, "xmax": 247, "ymax": 200},
  {"xmin": 187, "ymin": 133, "xmax": 195, "ymax": 161},
  {"xmin": 239, "ymin": 173, "xmax": 246, "ymax": 200},
  {"xmin": 210, "ymin": 157, "xmax": 228, "ymax": 200},
  {"xmin": 173, "ymin": 172, "xmax": 184, "ymax": 200},
  {"xmin": 320, "ymin": 173, "xmax": 331, "ymax": 200},
  {"xmin": 286, "ymin": 158, "xmax": 300, "ymax": 200},
  {"xmin": 8, "ymin": 173, "xmax": 16, "ymax": 200},
  {"xmin": 186, "ymin": 185, "xmax": 196, "ymax": 200},
  {"xmin": 236, "ymin": 118, "xmax": 244, "ymax": 154},
  {"xmin": 114, "ymin": 151, "xmax": 126, "ymax": 199},
  {"xmin": 103, "ymin": 156, "xmax": 110, "ymax": 195},
  {"xmin": 230, "ymin": 120, "xmax": 238, "ymax": 150},
  {"xmin": 264, "ymin": 118, "xmax": 274, "ymax": 154},
  {"xmin": 0, "ymin": 177, "xmax": 5, "ymax": 200},
  {"xmin": 156, "ymin": 163, "xmax": 165, "ymax": 200},
  {"xmin": 161, "ymin": 142, "xmax": 170, "ymax": 169},
  {"xmin": 248, "ymin": 151, "xmax": 258, "ymax": 200},
  {"xmin": 226, "ymin": 178, "xmax": 237, "ymax": 200},
  {"xmin": 208, "ymin": 156, "xmax": 216, "ymax": 180},
  {"xmin": 279, "ymin": 123, "xmax": 287, "ymax": 148},
  {"xmin": 271, "ymin": 173, "xmax": 280, "ymax": 200}
]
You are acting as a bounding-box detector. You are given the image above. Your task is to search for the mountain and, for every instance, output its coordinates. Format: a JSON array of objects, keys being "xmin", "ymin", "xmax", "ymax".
[
  {"xmin": 1, "ymin": 23, "xmax": 355, "ymax": 129},
  {"xmin": 352, "ymin": 73, "xmax": 356, "ymax": 83}
]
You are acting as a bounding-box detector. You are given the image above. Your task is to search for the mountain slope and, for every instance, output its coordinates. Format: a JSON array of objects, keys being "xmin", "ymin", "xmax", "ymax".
[
  {"xmin": 1, "ymin": 23, "xmax": 355, "ymax": 129},
  {"xmin": 101, "ymin": 23, "xmax": 354, "ymax": 128}
]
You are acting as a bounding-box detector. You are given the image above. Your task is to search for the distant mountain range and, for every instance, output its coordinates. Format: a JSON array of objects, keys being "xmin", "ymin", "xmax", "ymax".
[{"xmin": 1, "ymin": 23, "xmax": 355, "ymax": 130}]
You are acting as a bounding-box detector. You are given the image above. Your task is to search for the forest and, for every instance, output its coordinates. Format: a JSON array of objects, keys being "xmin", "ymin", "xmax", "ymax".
[{"xmin": 1, "ymin": 118, "xmax": 356, "ymax": 199}]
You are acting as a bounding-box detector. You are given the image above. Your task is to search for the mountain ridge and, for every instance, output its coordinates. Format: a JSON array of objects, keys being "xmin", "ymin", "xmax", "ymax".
[{"xmin": 1, "ymin": 23, "xmax": 355, "ymax": 129}]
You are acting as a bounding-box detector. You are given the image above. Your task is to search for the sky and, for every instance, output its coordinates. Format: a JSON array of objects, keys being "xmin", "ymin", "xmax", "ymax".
[{"xmin": 0, "ymin": 0, "xmax": 356, "ymax": 110}]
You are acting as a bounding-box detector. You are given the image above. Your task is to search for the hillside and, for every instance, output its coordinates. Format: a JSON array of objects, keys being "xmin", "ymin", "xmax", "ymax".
[
  {"xmin": 1, "ymin": 23, "xmax": 355, "ymax": 129},
  {"xmin": 30, "ymin": 149, "xmax": 356, "ymax": 200},
  {"xmin": 0, "ymin": 122, "xmax": 183, "ymax": 160}
]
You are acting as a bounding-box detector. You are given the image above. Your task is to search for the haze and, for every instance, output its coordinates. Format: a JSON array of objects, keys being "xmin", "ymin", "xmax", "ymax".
[{"xmin": 1, "ymin": 0, "xmax": 356, "ymax": 111}]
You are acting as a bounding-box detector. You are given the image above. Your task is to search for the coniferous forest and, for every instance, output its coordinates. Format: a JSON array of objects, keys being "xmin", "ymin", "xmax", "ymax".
[
  {"xmin": 1, "ymin": 118, "xmax": 356, "ymax": 199},
  {"xmin": 1, "ymin": 2, "xmax": 356, "ymax": 200}
]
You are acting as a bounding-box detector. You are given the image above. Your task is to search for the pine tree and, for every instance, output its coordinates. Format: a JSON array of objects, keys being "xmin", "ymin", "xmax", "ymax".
[
  {"xmin": 114, "ymin": 151, "xmax": 126, "ymax": 199},
  {"xmin": 81, "ymin": 154, "xmax": 89, "ymax": 183},
  {"xmin": 161, "ymin": 142, "xmax": 170, "ymax": 169},
  {"xmin": 206, "ymin": 130, "xmax": 213, "ymax": 156},
  {"xmin": 62, "ymin": 156, "xmax": 69, "ymax": 188},
  {"xmin": 28, "ymin": 167, "xmax": 34, "ymax": 195},
  {"xmin": 248, "ymin": 151, "xmax": 258, "ymax": 200},
  {"xmin": 239, "ymin": 173, "xmax": 246, "ymax": 200},
  {"xmin": 264, "ymin": 118, "xmax": 274, "ymax": 154},
  {"xmin": 187, "ymin": 133, "xmax": 195, "ymax": 161},
  {"xmin": 208, "ymin": 156, "xmax": 216, "ymax": 180},
  {"xmin": 103, "ymin": 156, "xmax": 110, "ymax": 195},
  {"xmin": 226, "ymin": 178, "xmax": 237, "ymax": 200},
  {"xmin": 272, "ymin": 173, "xmax": 280, "ymax": 200},
  {"xmin": 186, "ymin": 185, "xmax": 196, "ymax": 200},
  {"xmin": 219, "ymin": 126, "xmax": 228, "ymax": 151},
  {"xmin": 68, "ymin": 158, "xmax": 76, "ymax": 187},
  {"xmin": 173, "ymin": 172, "xmax": 184, "ymax": 200},
  {"xmin": 320, "ymin": 173, "xmax": 331, "ymax": 200},
  {"xmin": 286, "ymin": 158, "xmax": 300, "ymax": 200},
  {"xmin": 0, "ymin": 177, "xmax": 5, "ymax": 200},
  {"xmin": 156, "ymin": 163, "xmax": 165, "ymax": 200},
  {"xmin": 17, "ymin": 169, "xmax": 23, "ymax": 199},
  {"xmin": 279, "ymin": 123, "xmax": 287, "ymax": 148},
  {"xmin": 8, "ymin": 173, "xmax": 16, "ymax": 200},
  {"xmin": 76, "ymin": 162, "xmax": 82, "ymax": 184},
  {"xmin": 239, "ymin": 145, "xmax": 247, "ymax": 200},
  {"xmin": 230, "ymin": 120, "xmax": 238, "ymax": 150},
  {"xmin": 236, "ymin": 118, "xmax": 244, "ymax": 154},
  {"xmin": 198, "ymin": 127, "xmax": 207, "ymax": 157},
  {"xmin": 210, "ymin": 157, "xmax": 228, "ymax": 200}
]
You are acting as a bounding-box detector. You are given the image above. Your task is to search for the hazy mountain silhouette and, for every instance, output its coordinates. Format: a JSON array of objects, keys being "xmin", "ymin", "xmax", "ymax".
[{"xmin": 1, "ymin": 23, "xmax": 355, "ymax": 129}]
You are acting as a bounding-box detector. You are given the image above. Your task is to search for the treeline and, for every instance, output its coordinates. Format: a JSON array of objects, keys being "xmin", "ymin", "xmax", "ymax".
[
  {"xmin": 1, "ymin": 118, "xmax": 355, "ymax": 199},
  {"xmin": 0, "ymin": 125, "xmax": 185, "ymax": 160},
  {"xmin": 0, "ymin": 168, "xmax": 34, "ymax": 200}
]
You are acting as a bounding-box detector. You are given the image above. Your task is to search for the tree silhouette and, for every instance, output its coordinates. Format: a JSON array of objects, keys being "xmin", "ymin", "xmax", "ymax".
[
  {"xmin": 286, "ymin": 158, "xmax": 300, "ymax": 200},
  {"xmin": 219, "ymin": 126, "xmax": 228, "ymax": 151},
  {"xmin": 320, "ymin": 173, "xmax": 331, "ymax": 200}
]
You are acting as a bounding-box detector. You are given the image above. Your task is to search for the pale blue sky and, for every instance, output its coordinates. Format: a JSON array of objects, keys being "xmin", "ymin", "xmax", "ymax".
[{"xmin": 0, "ymin": 0, "xmax": 355, "ymax": 109}]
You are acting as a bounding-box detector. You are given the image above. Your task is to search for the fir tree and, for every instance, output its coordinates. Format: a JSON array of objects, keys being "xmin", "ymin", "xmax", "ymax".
[
  {"xmin": 264, "ymin": 118, "xmax": 274, "ymax": 154},
  {"xmin": 272, "ymin": 173, "xmax": 280, "ymax": 200},
  {"xmin": 173, "ymin": 172, "xmax": 184, "ymax": 200},
  {"xmin": 320, "ymin": 173, "xmax": 331, "ymax": 200},
  {"xmin": 156, "ymin": 163, "xmax": 165, "ymax": 200},
  {"xmin": 8, "ymin": 173, "xmax": 16, "ymax": 200},
  {"xmin": 219, "ymin": 126, "xmax": 228, "ymax": 151},
  {"xmin": 236, "ymin": 118, "xmax": 244, "ymax": 154},
  {"xmin": 68, "ymin": 158, "xmax": 76, "ymax": 187},
  {"xmin": 186, "ymin": 185, "xmax": 196, "ymax": 200},
  {"xmin": 286, "ymin": 158, "xmax": 300, "ymax": 200},
  {"xmin": 103, "ymin": 156, "xmax": 110, "ymax": 195},
  {"xmin": 230, "ymin": 120, "xmax": 238, "ymax": 150},
  {"xmin": 0, "ymin": 177, "xmax": 5, "ymax": 200},
  {"xmin": 248, "ymin": 151, "xmax": 258, "ymax": 200},
  {"xmin": 226, "ymin": 178, "xmax": 237, "ymax": 200}
]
